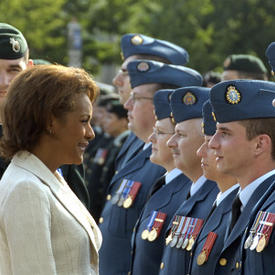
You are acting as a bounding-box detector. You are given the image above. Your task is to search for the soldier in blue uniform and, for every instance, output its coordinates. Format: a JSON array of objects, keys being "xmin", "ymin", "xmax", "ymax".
[
  {"xmin": 98, "ymin": 60, "xmax": 202, "ymax": 275},
  {"xmin": 129, "ymin": 89, "xmax": 192, "ymax": 275},
  {"xmin": 208, "ymin": 79, "xmax": 275, "ymax": 275},
  {"xmin": 159, "ymin": 87, "xmax": 219, "ymax": 274},
  {"xmin": 113, "ymin": 33, "xmax": 190, "ymax": 171},
  {"xmin": 187, "ymin": 100, "xmax": 239, "ymax": 275}
]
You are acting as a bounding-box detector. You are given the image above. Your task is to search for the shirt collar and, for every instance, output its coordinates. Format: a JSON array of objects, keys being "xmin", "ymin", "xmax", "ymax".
[
  {"xmin": 216, "ymin": 184, "xmax": 239, "ymax": 206},
  {"xmin": 190, "ymin": 175, "xmax": 207, "ymax": 197},
  {"xmin": 143, "ymin": 142, "xmax": 151, "ymax": 150},
  {"xmin": 165, "ymin": 168, "xmax": 182, "ymax": 185},
  {"xmin": 239, "ymin": 169, "xmax": 275, "ymax": 208}
]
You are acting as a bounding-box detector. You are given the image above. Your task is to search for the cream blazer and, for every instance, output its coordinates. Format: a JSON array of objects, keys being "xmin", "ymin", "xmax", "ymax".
[{"xmin": 0, "ymin": 151, "xmax": 102, "ymax": 275}]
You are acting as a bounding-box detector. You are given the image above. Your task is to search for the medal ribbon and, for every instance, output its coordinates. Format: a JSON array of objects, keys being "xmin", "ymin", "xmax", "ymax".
[
  {"xmin": 190, "ymin": 218, "xmax": 204, "ymax": 242},
  {"xmin": 200, "ymin": 232, "xmax": 218, "ymax": 261},
  {"xmin": 256, "ymin": 211, "xmax": 268, "ymax": 237},
  {"xmin": 146, "ymin": 211, "xmax": 158, "ymax": 232},
  {"xmin": 121, "ymin": 180, "xmax": 134, "ymax": 200},
  {"xmin": 185, "ymin": 218, "xmax": 195, "ymax": 242},
  {"xmin": 259, "ymin": 212, "xmax": 275, "ymax": 247},
  {"xmin": 151, "ymin": 212, "xmax": 167, "ymax": 236},
  {"xmin": 126, "ymin": 181, "xmax": 141, "ymax": 202}
]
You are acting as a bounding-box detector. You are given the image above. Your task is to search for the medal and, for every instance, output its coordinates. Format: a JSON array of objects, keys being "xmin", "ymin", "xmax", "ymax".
[
  {"xmin": 123, "ymin": 197, "xmax": 133, "ymax": 208},
  {"xmin": 250, "ymin": 234, "xmax": 260, "ymax": 250},
  {"xmin": 244, "ymin": 234, "xmax": 253, "ymax": 250},
  {"xmin": 197, "ymin": 250, "xmax": 207, "ymax": 266},
  {"xmin": 111, "ymin": 193, "xmax": 120, "ymax": 204},
  {"xmin": 256, "ymin": 235, "xmax": 266, "ymax": 252},
  {"xmin": 166, "ymin": 234, "xmax": 173, "ymax": 246},
  {"xmin": 148, "ymin": 228, "xmax": 158, "ymax": 242},
  {"xmin": 111, "ymin": 179, "xmax": 128, "ymax": 205},
  {"xmin": 196, "ymin": 232, "xmax": 218, "ymax": 266},
  {"xmin": 176, "ymin": 235, "xmax": 185, "ymax": 249},
  {"xmin": 181, "ymin": 237, "xmax": 189, "ymax": 249},
  {"xmin": 170, "ymin": 234, "xmax": 179, "ymax": 247},
  {"xmin": 123, "ymin": 181, "xmax": 141, "ymax": 209},
  {"xmin": 186, "ymin": 236, "xmax": 195, "ymax": 251},
  {"xmin": 141, "ymin": 229, "xmax": 149, "ymax": 240},
  {"xmin": 176, "ymin": 217, "xmax": 190, "ymax": 249},
  {"xmin": 170, "ymin": 216, "xmax": 186, "ymax": 248},
  {"xmin": 148, "ymin": 212, "xmax": 167, "ymax": 242}
]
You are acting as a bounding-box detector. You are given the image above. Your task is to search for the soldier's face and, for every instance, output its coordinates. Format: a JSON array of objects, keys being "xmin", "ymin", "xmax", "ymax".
[
  {"xmin": 0, "ymin": 58, "xmax": 27, "ymax": 103},
  {"xmin": 209, "ymin": 121, "xmax": 256, "ymax": 178},
  {"xmin": 124, "ymin": 83, "xmax": 157, "ymax": 142},
  {"xmin": 197, "ymin": 135, "xmax": 220, "ymax": 181},
  {"xmin": 167, "ymin": 118, "xmax": 204, "ymax": 175},
  {"xmin": 149, "ymin": 118, "xmax": 175, "ymax": 170},
  {"xmin": 112, "ymin": 55, "xmax": 139, "ymax": 104}
]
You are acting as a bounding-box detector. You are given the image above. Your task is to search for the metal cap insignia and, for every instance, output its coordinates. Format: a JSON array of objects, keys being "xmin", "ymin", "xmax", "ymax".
[
  {"xmin": 183, "ymin": 92, "xmax": 197, "ymax": 105},
  {"xmin": 9, "ymin": 37, "xmax": 20, "ymax": 53},
  {"xmin": 212, "ymin": 111, "xmax": 216, "ymax": 122},
  {"xmin": 137, "ymin": 61, "xmax": 150, "ymax": 72},
  {"xmin": 226, "ymin": 85, "xmax": 241, "ymax": 104},
  {"xmin": 131, "ymin": 35, "xmax": 143, "ymax": 45},
  {"xmin": 272, "ymin": 98, "xmax": 275, "ymax": 107}
]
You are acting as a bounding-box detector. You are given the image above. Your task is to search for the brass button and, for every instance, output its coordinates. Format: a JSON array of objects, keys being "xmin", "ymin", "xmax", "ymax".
[
  {"xmin": 99, "ymin": 217, "xmax": 104, "ymax": 224},
  {"xmin": 115, "ymin": 170, "xmax": 118, "ymax": 174},
  {"xmin": 160, "ymin": 262, "xmax": 164, "ymax": 269},
  {"xmin": 235, "ymin": 262, "xmax": 239, "ymax": 269},
  {"xmin": 219, "ymin": 258, "xmax": 227, "ymax": 266},
  {"xmin": 128, "ymin": 272, "xmax": 131, "ymax": 275},
  {"xmin": 106, "ymin": 194, "xmax": 112, "ymax": 200}
]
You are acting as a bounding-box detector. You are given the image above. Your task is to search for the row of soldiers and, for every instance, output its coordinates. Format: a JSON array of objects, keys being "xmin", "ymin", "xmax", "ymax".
[
  {"xmin": 92, "ymin": 33, "xmax": 275, "ymax": 275},
  {"xmin": 1, "ymin": 22, "xmax": 275, "ymax": 275}
]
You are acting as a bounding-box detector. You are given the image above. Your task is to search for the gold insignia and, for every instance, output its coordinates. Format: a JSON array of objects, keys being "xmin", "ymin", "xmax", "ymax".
[
  {"xmin": 212, "ymin": 112, "xmax": 216, "ymax": 122},
  {"xmin": 226, "ymin": 85, "xmax": 241, "ymax": 104},
  {"xmin": 131, "ymin": 35, "xmax": 143, "ymax": 45},
  {"xmin": 120, "ymin": 51, "xmax": 124, "ymax": 61},
  {"xmin": 9, "ymin": 38, "xmax": 20, "ymax": 53},
  {"xmin": 170, "ymin": 112, "xmax": 175, "ymax": 125},
  {"xmin": 201, "ymin": 122, "xmax": 205, "ymax": 134},
  {"xmin": 272, "ymin": 99, "xmax": 275, "ymax": 107},
  {"xmin": 183, "ymin": 92, "xmax": 197, "ymax": 105},
  {"xmin": 137, "ymin": 61, "xmax": 150, "ymax": 72},
  {"xmin": 223, "ymin": 57, "xmax": 231, "ymax": 68}
]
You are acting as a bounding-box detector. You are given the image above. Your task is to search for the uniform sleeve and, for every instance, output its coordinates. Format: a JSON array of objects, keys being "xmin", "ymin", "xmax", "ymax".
[{"xmin": 3, "ymin": 180, "xmax": 57, "ymax": 275}]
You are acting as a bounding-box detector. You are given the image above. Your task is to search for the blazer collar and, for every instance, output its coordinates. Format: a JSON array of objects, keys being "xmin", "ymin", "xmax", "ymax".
[{"xmin": 12, "ymin": 151, "xmax": 102, "ymax": 263}]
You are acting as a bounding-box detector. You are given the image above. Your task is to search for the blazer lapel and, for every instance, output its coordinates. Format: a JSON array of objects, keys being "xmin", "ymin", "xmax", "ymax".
[{"xmin": 12, "ymin": 152, "xmax": 102, "ymax": 261}]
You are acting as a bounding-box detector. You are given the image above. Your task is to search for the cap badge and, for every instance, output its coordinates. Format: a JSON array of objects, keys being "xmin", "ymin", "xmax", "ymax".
[
  {"xmin": 226, "ymin": 85, "xmax": 241, "ymax": 104},
  {"xmin": 272, "ymin": 99, "xmax": 275, "ymax": 107},
  {"xmin": 9, "ymin": 38, "xmax": 20, "ymax": 53},
  {"xmin": 223, "ymin": 57, "xmax": 231, "ymax": 69},
  {"xmin": 183, "ymin": 92, "xmax": 197, "ymax": 105},
  {"xmin": 131, "ymin": 35, "xmax": 143, "ymax": 45},
  {"xmin": 201, "ymin": 122, "xmax": 205, "ymax": 134},
  {"xmin": 137, "ymin": 61, "xmax": 150, "ymax": 72},
  {"xmin": 212, "ymin": 112, "xmax": 216, "ymax": 122},
  {"xmin": 170, "ymin": 112, "xmax": 175, "ymax": 125}
]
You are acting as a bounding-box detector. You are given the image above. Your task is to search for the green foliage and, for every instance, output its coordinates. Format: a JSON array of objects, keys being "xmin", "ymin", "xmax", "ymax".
[{"xmin": 1, "ymin": 0, "xmax": 275, "ymax": 76}]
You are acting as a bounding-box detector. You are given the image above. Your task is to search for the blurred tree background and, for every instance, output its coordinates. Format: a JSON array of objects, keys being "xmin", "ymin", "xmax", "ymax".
[{"xmin": 1, "ymin": 0, "xmax": 275, "ymax": 82}]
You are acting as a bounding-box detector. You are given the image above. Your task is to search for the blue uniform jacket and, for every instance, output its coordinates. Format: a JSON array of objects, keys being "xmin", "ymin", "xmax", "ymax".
[
  {"xmin": 115, "ymin": 132, "xmax": 144, "ymax": 171},
  {"xmin": 159, "ymin": 179, "xmax": 219, "ymax": 275},
  {"xmin": 189, "ymin": 186, "xmax": 239, "ymax": 275},
  {"xmin": 214, "ymin": 175, "xmax": 275, "ymax": 275},
  {"xmin": 130, "ymin": 173, "xmax": 192, "ymax": 275},
  {"xmin": 240, "ymin": 175, "xmax": 275, "ymax": 275},
  {"xmin": 99, "ymin": 145, "xmax": 165, "ymax": 275}
]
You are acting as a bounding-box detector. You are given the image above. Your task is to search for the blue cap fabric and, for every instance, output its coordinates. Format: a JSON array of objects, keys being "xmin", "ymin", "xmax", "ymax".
[
  {"xmin": 202, "ymin": 100, "xmax": 216, "ymax": 136},
  {"xmin": 210, "ymin": 80, "xmax": 275, "ymax": 123},
  {"xmin": 127, "ymin": 60, "xmax": 202, "ymax": 89},
  {"xmin": 121, "ymin": 33, "xmax": 189, "ymax": 65},
  {"xmin": 0, "ymin": 23, "xmax": 28, "ymax": 59},
  {"xmin": 265, "ymin": 42, "xmax": 275, "ymax": 72},
  {"xmin": 153, "ymin": 89, "xmax": 174, "ymax": 120},
  {"xmin": 170, "ymin": 87, "xmax": 210, "ymax": 123}
]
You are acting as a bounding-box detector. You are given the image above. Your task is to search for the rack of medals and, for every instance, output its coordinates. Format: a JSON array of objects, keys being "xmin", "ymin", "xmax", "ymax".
[
  {"xmin": 141, "ymin": 211, "xmax": 167, "ymax": 242},
  {"xmin": 111, "ymin": 179, "xmax": 142, "ymax": 208},
  {"xmin": 244, "ymin": 211, "xmax": 275, "ymax": 252},
  {"xmin": 166, "ymin": 215, "xmax": 204, "ymax": 251}
]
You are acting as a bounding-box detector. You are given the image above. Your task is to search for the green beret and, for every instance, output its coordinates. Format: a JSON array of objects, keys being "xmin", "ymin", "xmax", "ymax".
[
  {"xmin": 33, "ymin": 59, "xmax": 52, "ymax": 65},
  {"xmin": 0, "ymin": 23, "xmax": 28, "ymax": 59},
  {"xmin": 223, "ymin": 54, "xmax": 267, "ymax": 74}
]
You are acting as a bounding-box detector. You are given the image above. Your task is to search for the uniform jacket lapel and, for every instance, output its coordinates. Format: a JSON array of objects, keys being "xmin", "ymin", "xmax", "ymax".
[
  {"xmin": 109, "ymin": 145, "xmax": 152, "ymax": 187},
  {"xmin": 223, "ymin": 176, "xmax": 275, "ymax": 251}
]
